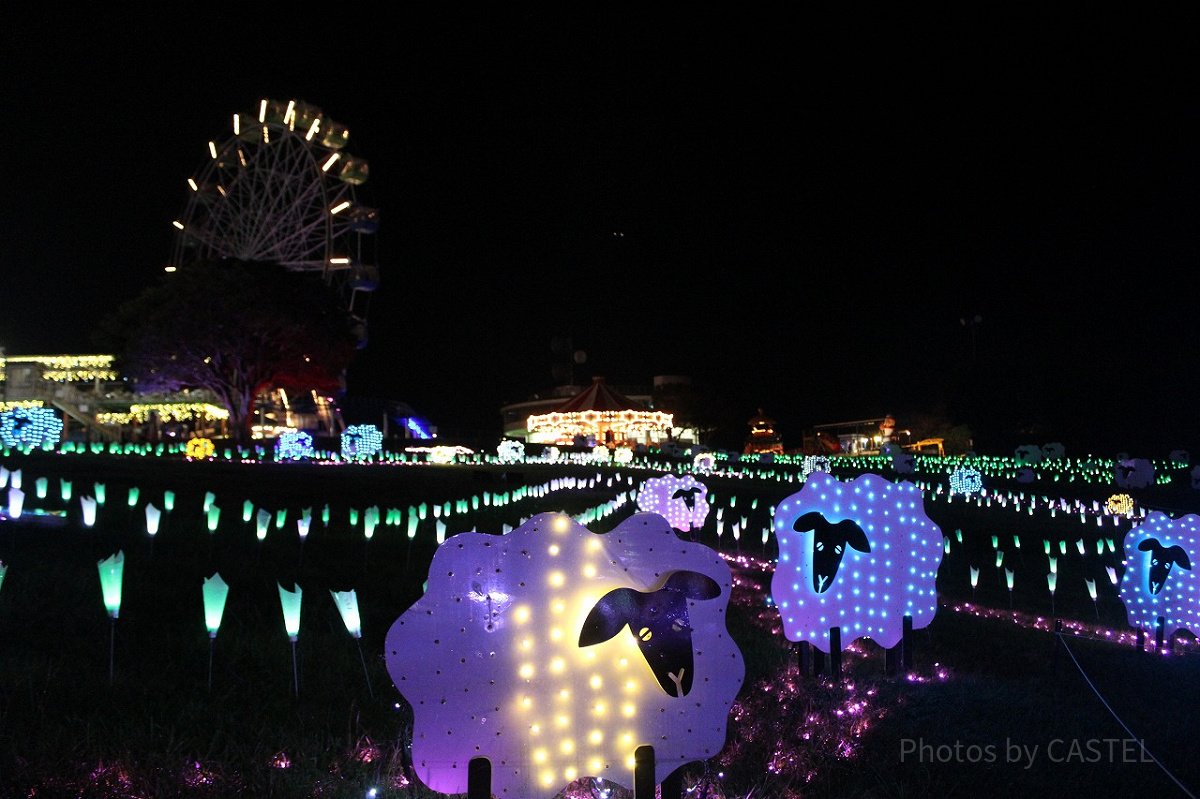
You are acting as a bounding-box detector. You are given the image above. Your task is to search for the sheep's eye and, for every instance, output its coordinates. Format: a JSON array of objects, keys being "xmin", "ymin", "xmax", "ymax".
[
  {"xmin": 815, "ymin": 542, "xmax": 824, "ymax": 551},
  {"xmin": 834, "ymin": 545, "xmax": 843, "ymax": 554}
]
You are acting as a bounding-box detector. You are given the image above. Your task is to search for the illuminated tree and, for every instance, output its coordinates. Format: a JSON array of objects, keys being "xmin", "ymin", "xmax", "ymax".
[{"xmin": 98, "ymin": 261, "xmax": 356, "ymax": 444}]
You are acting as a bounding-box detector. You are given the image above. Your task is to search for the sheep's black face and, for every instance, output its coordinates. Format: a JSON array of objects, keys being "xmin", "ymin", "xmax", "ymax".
[
  {"xmin": 794, "ymin": 512, "xmax": 871, "ymax": 594},
  {"xmin": 578, "ymin": 571, "xmax": 721, "ymax": 697},
  {"xmin": 671, "ymin": 486, "xmax": 703, "ymax": 511},
  {"xmin": 1139, "ymin": 538, "xmax": 1193, "ymax": 595}
]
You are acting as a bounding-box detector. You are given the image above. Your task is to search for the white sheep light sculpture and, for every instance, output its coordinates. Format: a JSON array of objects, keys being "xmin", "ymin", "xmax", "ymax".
[
  {"xmin": 770, "ymin": 472, "xmax": 944, "ymax": 652},
  {"xmin": 636, "ymin": 474, "xmax": 709, "ymax": 535},
  {"xmin": 1119, "ymin": 512, "xmax": 1198, "ymax": 643},
  {"xmin": 385, "ymin": 511, "xmax": 744, "ymax": 798}
]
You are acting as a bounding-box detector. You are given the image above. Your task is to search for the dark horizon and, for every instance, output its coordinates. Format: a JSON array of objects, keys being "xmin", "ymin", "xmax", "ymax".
[{"xmin": 4, "ymin": 9, "xmax": 1198, "ymax": 460}]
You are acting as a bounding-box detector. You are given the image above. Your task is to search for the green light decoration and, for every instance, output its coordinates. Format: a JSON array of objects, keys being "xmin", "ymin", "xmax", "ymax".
[
  {"xmin": 127, "ymin": 486, "xmax": 139, "ymax": 507},
  {"xmin": 297, "ymin": 511, "xmax": 312, "ymax": 539},
  {"xmin": 80, "ymin": 495, "xmax": 97, "ymax": 527},
  {"xmin": 418, "ymin": 502, "xmax": 427, "ymax": 520},
  {"xmin": 278, "ymin": 582, "xmax": 303, "ymax": 641},
  {"xmin": 955, "ymin": 528, "xmax": 963, "ymax": 543},
  {"xmin": 0, "ymin": 561, "xmax": 6, "ymax": 595},
  {"xmin": 435, "ymin": 520, "xmax": 446, "ymax": 545},
  {"xmin": 1075, "ymin": 539, "xmax": 1086, "ymax": 555},
  {"xmin": 275, "ymin": 509, "xmax": 286, "ymax": 529},
  {"xmin": 364, "ymin": 506, "xmax": 379, "ymax": 539},
  {"xmin": 206, "ymin": 505, "xmax": 220, "ymax": 533},
  {"xmin": 279, "ymin": 582, "xmax": 303, "ymax": 697},
  {"xmin": 98, "ymin": 550, "xmax": 125, "ymax": 685},
  {"xmin": 321, "ymin": 504, "xmax": 330, "ymax": 526},
  {"xmin": 203, "ymin": 573, "xmax": 230, "ymax": 637},
  {"xmin": 163, "ymin": 490, "xmax": 175, "ymax": 512},
  {"xmin": 349, "ymin": 508, "xmax": 359, "ymax": 526},
  {"xmin": 98, "ymin": 551, "xmax": 125, "ymax": 619},
  {"xmin": 203, "ymin": 572, "xmax": 230, "ymax": 691},
  {"xmin": 970, "ymin": 565, "xmax": 980, "ymax": 599},
  {"xmin": 94, "ymin": 482, "xmax": 105, "ymax": 505},
  {"xmin": 994, "ymin": 550, "xmax": 1004, "ymax": 568},
  {"xmin": 406, "ymin": 513, "xmax": 418, "ymax": 540},
  {"xmin": 1012, "ymin": 535, "xmax": 1021, "ymax": 550},
  {"xmin": 255, "ymin": 508, "xmax": 271, "ymax": 541},
  {"xmin": 331, "ymin": 590, "xmax": 362, "ymax": 638},
  {"xmin": 1043, "ymin": 539, "xmax": 1051, "ymax": 555},
  {"xmin": 7, "ymin": 488, "xmax": 24, "ymax": 518},
  {"xmin": 990, "ymin": 534, "xmax": 998, "ymax": 549},
  {"xmin": 1049, "ymin": 556, "xmax": 1057, "ymax": 574},
  {"xmin": 35, "ymin": 477, "xmax": 47, "ymax": 500},
  {"xmin": 1058, "ymin": 540, "xmax": 1067, "ymax": 555},
  {"xmin": 60, "ymin": 478, "xmax": 71, "ymax": 501},
  {"xmin": 145, "ymin": 504, "xmax": 161, "ymax": 536},
  {"xmin": 243, "ymin": 500, "xmax": 254, "ymax": 523},
  {"xmin": 203, "ymin": 491, "xmax": 215, "ymax": 513}
]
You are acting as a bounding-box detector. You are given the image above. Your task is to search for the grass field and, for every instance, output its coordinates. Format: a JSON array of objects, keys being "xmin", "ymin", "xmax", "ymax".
[{"xmin": 0, "ymin": 447, "xmax": 1196, "ymax": 798}]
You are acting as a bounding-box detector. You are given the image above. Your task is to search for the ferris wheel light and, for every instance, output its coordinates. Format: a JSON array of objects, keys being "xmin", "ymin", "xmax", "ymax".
[
  {"xmin": 330, "ymin": 201, "xmax": 351, "ymax": 215},
  {"xmin": 208, "ymin": 141, "xmax": 217, "ymax": 159},
  {"xmin": 217, "ymin": 185, "xmax": 227, "ymax": 197},
  {"xmin": 285, "ymin": 100, "xmax": 296, "ymax": 129},
  {"xmin": 259, "ymin": 99, "xmax": 268, "ymax": 123},
  {"xmin": 329, "ymin": 257, "xmax": 351, "ymax": 265},
  {"xmin": 164, "ymin": 265, "xmax": 177, "ymax": 273},
  {"xmin": 305, "ymin": 119, "xmax": 321, "ymax": 141},
  {"xmin": 187, "ymin": 178, "xmax": 198, "ymax": 191},
  {"xmin": 232, "ymin": 114, "xmax": 241, "ymax": 136},
  {"xmin": 321, "ymin": 153, "xmax": 341, "ymax": 172},
  {"xmin": 262, "ymin": 126, "xmax": 270, "ymax": 144},
  {"xmin": 172, "ymin": 220, "xmax": 184, "ymax": 230}
]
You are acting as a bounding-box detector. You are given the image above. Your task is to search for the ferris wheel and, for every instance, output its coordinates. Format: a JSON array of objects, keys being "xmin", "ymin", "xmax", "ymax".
[{"xmin": 169, "ymin": 98, "xmax": 379, "ymax": 345}]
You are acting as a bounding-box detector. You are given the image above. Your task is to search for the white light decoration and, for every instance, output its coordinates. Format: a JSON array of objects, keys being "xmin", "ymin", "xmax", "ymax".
[
  {"xmin": 693, "ymin": 452, "xmax": 716, "ymax": 475},
  {"xmin": 276, "ymin": 431, "xmax": 315, "ymax": 460},
  {"xmin": 635, "ymin": 474, "xmax": 709, "ymax": 534},
  {"xmin": 948, "ymin": 466, "xmax": 982, "ymax": 496},
  {"xmin": 0, "ymin": 407, "xmax": 63, "ymax": 449},
  {"xmin": 801, "ymin": 455, "xmax": 832, "ymax": 480},
  {"xmin": 770, "ymin": 472, "xmax": 943, "ymax": 652},
  {"xmin": 497, "ymin": 439, "xmax": 525, "ymax": 464},
  {"xmin": 612, "ymin": 447, "xmax": 634, "ymax": 465},
  {"xmin": 592, "ymin": 444, "xmax": 611, "ymax": 463},
  {"xmin": 385, "ymin": 512, "xmax": 743, "ymax": 798},
  {"xmin": 1119, "ymin": 512, "xmax": 1198, "ymax": 642},
  {"xmin": 341, "ymin": 424, "xmax": 384, "ymax": 460}
]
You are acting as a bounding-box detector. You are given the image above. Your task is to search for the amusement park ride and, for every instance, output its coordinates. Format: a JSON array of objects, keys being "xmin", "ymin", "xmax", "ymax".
[{"xmin": 168, "ymin": 98, "xmax": 379, "ymax": 349}]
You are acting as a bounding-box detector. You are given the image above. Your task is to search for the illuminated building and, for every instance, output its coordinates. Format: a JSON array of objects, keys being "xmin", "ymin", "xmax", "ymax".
[
  {"xmin": 524, "ymin": 377, "xmax": 674, "ymax": 448},
  {"xmin": 743, "ymin": 409, "xmax": 783, "ymax": 456}
]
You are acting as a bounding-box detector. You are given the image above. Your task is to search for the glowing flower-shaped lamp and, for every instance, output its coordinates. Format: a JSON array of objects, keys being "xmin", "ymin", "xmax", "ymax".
[
  {"xmin": 98, "ymin": 551, "xmax": 125, "ymax": 619},
  {"xmin": 60, "ymin": 478, "xmax": 72, "ymax": 501},
  {"xmin": 297, "ymin": 511, "xmax": 312, "ymax": 540},
  {"xmin": 163, "ymin": 490, "xmax": 175, "ymax": 513},
  {"xmin": 256, "ymin": 508, "xmax": 271, "ymax": 541},
  {"xmin": 35, "ymin": 477, "xmax": 48, "ymax": 500},
  {"xmin": 7, "ymin": 488, "xmax": 24, "ymax": 519},
  {"xmin": 243, "ymin": 500, "xmax": 255, "ymax": 524},
  {"xmin": 206, "ymin": 505, "xmax": 221, "ymax": 533},
  {"xmin": 279, "ymin": 582, "xmax": 303, "ymax": 642},
  {"xmin": 203, "ymin": 573, "xmax": 230, "ymax": 638},
  {"xmin": 145, "ymin": 504, "xmax": 162, "ymax": 536},
  {"xmin": 94, "ymin": 482, "xmax": 106, "ymax": 505},
  {"xmin": 80, "ymin": 495, "xmax": 98, "ymax": 527},
  {"xmin": 127, "ymin": 486, "xmax": 140, "ymax": 508}
]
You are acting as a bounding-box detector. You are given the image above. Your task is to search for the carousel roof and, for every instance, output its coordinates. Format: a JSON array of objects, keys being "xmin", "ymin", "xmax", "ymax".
[{"xmin": 552, "ymin": 376, "xmax": 645, "ymax": 413}]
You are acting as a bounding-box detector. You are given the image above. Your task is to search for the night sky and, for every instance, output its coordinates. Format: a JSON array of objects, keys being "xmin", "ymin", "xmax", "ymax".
[{"xmin": 4, "ymin": 9, "xmax": 1198, "ymax": 455}]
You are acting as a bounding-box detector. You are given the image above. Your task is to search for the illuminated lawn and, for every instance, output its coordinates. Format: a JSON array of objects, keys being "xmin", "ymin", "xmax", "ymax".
[{"xmin": 0, "ymin": 449, "xmax": 1196, "ymax": 797}]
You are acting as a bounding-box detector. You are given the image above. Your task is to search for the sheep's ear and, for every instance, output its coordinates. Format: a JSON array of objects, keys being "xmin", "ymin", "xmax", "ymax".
[
  {"xmin": 1167, "ymin": 545, "xmax": 1193, "ymax": 571},
  {"xmin": 578, "ymin": 588, "xmax": 637, "ymax": 647},
  {"xmin": 1138, "ymin": 538, "xmax": 1160, "ymax": 552},
  {"xmin": 664, "ymin": 570, "xmax": 721, "ymax": 600},
  {"xmin": 838, "ymin": 519, "xmax": 871, "ymax": 553},
  {"xmin": 793, "ymin": 511, "xmax": 823, "ymax": 533}
]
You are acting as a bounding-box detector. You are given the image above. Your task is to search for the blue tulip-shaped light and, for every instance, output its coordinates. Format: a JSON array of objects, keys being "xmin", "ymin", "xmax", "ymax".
[
  {"xmin": 203, "ymin": 573, "xmax": 230, "ymax": 638},
  {"xmin": 278, "ymin": 582, "xmax": 302, "ymax": 642},
  {"xmin": 145, "ymin": 504, "xmax": 162, "ymax": 536}
]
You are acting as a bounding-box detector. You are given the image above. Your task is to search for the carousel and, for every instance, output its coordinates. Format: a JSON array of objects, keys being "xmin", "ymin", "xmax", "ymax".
[{"xmin": 526, "ymin": 376, "xmax": 673, "ymax": 448}]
